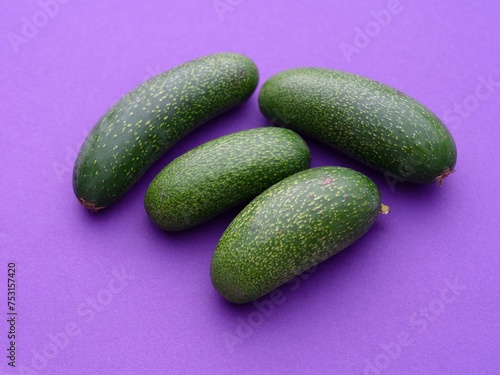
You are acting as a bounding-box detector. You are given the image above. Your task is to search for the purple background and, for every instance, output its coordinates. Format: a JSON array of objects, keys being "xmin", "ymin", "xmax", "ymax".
[{"xmin": 1, "ymin": 0, "xmax": 499, "ymax": 374}]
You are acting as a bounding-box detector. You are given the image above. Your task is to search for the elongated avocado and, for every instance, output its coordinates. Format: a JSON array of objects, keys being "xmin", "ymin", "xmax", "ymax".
[
  {"xmin": 210, "ymin": 166, "xmax": 389, "ymax": 304},
  {"xmin": 258, "ymin": 68, "xmax": 457, "ymax": 184},
  {"xmin": 145, "ymin": 127, "xmax": 310, "ymax": 231},
  {"xmin": 73, "ymin": 52, "xmax": 259, "ymax": 212}
]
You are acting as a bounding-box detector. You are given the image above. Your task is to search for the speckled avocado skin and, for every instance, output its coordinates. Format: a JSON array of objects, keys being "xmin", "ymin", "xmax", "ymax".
[
  {"xmin": 210, "ymin": 166, "xmax": 383, "ymax": 304},
  {"xmin": 259, "ymin": 68, "xmax": 457, "ymax": 184},
  {"xmin": 145, "ymin": 127, "xmax": 311, "ymax": 231},
  {"xmin": 73, "ymin": 53, "xmax": 259, "ymax": 211}
]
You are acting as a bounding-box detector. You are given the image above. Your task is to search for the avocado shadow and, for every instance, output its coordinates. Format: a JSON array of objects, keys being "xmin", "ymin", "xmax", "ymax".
[
  {"xmin": 143, "ymin": 205, "xmax": 243, "ymax": 253},
  {"xmin": 289, "ymin": 134, "xmax": 450, "ymax": 206}
]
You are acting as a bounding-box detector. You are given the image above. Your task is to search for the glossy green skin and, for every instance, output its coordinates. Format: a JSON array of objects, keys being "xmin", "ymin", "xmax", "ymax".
[
  {"xmin": 259, "ymin": 68, "xmax": 457, "ymax": 183},
  {"xmin": 210, "ymin": 166, "xmax": 382, "ymax": 304},
  {"xmin": 73, "ymin": 53, "xmax": 259, "ymax": 211},
  {"xmin": 145, "ymin": 127, "xmax": 311, "ymax": 231}
]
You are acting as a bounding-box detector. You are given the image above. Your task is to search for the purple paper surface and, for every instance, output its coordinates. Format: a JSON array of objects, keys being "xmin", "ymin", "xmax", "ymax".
[{"xmin": 1, "ymin": 0, "xmax": 499, "ymax": 374}]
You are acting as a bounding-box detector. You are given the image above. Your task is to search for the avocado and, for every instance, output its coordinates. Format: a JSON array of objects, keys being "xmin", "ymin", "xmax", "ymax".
[
  {"xmin": 211, "ymin": 166, "xmax": 388, "ymax": 304},
  {"xmin": 259, "ymin": 68, "xmax": 456, "ymax": 184},
  {"xmin": 73, "ymin": 52, "xmax": 259, "ymax": 212},
  {"xmin": 145, "ymin": 127, "xmax": 311, "ymax": 231}
]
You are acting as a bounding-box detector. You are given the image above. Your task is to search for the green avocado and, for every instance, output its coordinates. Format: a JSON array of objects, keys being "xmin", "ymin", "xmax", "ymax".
[
  {"xmin": 73, "ymin": 52, "xmax": 259, "ymax": 212},
  {"xmin": 145, "ymin": 127, "xmax": 311, "ymax": 231},
  {"xmin": 210, "ymin": 166, "xmax": 389, "ymax": 304},
  {"xmin": 259, "ymin": 68, "xmax": 457, "ymax": 184}
]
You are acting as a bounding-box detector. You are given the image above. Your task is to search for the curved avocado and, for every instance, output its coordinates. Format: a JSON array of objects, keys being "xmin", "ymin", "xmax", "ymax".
[
  {"xmin": 258, "ymin": 68, "xmax": 457, "ymax": 184},
  {"xmin": 73, "ymin": 52, "xmax": 259, "ymax": 212},
  {"xmin": 210, "ymin": 166, "xmax": 388, "ymax": 304},
  {"xmin": 145, "ymin": 127, "xmax": 311, "ymax": 231}
]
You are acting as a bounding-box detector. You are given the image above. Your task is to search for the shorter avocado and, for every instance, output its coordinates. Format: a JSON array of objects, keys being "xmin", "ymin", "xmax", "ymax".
[{"xmin": 145, "ymin": 127, "xmax": 311, "ymax": 231}]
